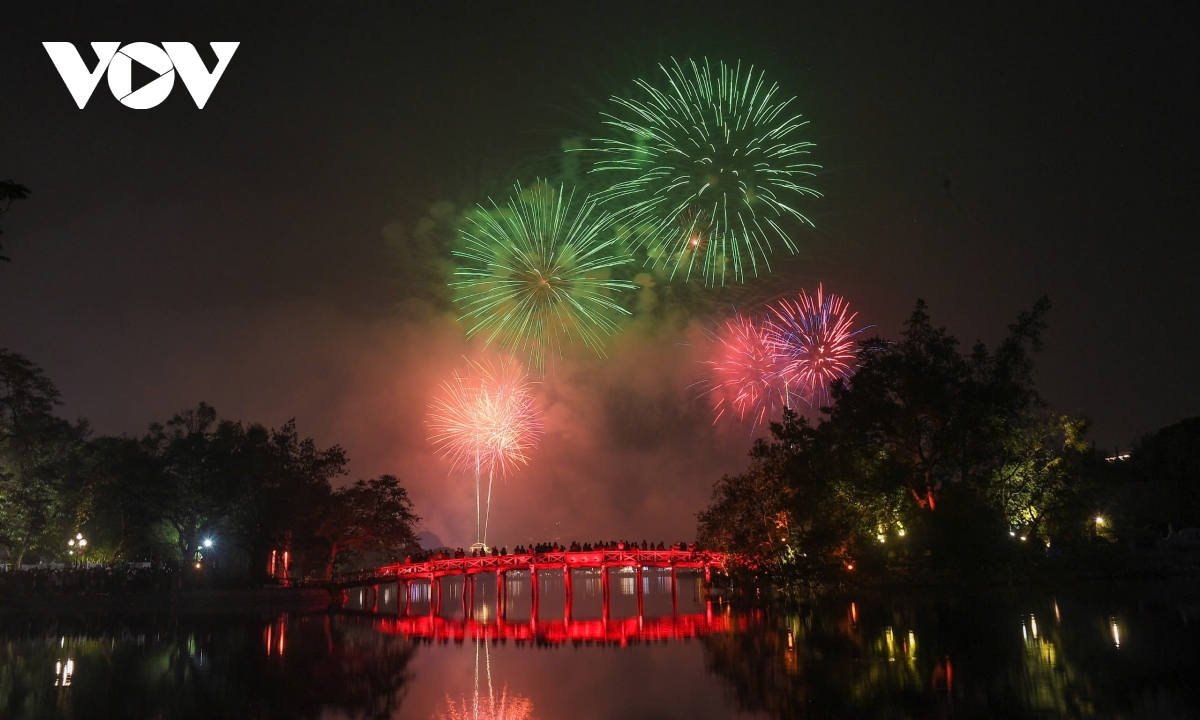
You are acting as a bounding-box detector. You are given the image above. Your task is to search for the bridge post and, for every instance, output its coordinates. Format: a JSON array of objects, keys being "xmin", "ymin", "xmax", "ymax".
[
  {"xmin": 464, "ymin": 572, "xmax": 473, "ymax": 619},
  {"xmin": 496, "ymin": 570, "xmax": 505, "ymax": 621},
  {"xmin": 601, "ymin": 566, "xmax": 610, "ymax": 625},
  {"xmin": 372, "ymin": 584, "xmax": 380, "ymax": 613},
  {"xmin": 563, "ymin": 565, "xmax": 572, "ymax": 625},
  {"xmin": 636, "ymin": 563, "xmax": 644, "ymax": 619},
  {"xmin": 433, "ymin": 576, "xmax": 441, "ymax": 618},
  {"xmin": 671, "ymin": 565, "xmax": 678, "ymax": 616},
  {"xmin": 530, "ymin": 565, "xmax": 539, "ymax": 624}
]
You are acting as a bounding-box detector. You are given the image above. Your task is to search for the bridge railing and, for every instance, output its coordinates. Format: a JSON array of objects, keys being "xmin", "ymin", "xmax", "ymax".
[{"xmin": 332, "ymin": 549, "xmax": 727, "ymax": 587}]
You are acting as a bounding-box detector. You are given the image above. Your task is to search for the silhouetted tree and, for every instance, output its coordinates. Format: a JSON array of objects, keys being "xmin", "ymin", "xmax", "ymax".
[
  {"xmin": 698, "ymin": 298, "xmax": 1094, "ymax": 582},
  {"xmin": 317, "ymin": 475, "xmax": 420, "ymax": 578},
  {"xmin": 0, "ymin": 349, "xmax": 85, "ymax": 566}
]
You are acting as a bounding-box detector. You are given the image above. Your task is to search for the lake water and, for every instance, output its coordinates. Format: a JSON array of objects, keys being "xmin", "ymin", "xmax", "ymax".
[{"xmin": 3, "ymin": 576, "xmax": 1200, "ymax": 719}]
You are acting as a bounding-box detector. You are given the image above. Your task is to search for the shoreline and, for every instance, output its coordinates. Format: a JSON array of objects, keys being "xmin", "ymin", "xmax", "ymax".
[{"xmin": 0, "ymin": 586, "xmax": 333, "ymax": 615}]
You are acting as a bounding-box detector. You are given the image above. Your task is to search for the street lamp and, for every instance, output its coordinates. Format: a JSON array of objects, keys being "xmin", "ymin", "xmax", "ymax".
[
  {"xmin": 203, "ymin": 538, "xmax": 213, "ymax": 549},
  {"xmin": 69, "ymin": 534, "xmax": 88, "ymax": 566}
]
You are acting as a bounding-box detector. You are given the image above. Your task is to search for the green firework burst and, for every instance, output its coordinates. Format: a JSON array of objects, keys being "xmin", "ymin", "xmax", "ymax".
[
  {"xmin": 589, "ymin": 58, "xmax": 821, "ymax": 285},
  {"xmin": 452, "ymin": 182, "xmax": 637, "ymax": 372}
]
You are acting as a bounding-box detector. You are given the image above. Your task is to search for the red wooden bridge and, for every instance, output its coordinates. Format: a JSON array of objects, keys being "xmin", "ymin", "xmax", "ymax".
[{"xmin": 334, "ymin": 548, "xmax": 728, "ymax": 633}]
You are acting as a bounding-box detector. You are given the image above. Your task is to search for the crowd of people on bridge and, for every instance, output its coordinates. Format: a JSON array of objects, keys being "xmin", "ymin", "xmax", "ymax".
[{"xmin": 404, "ymin": 541, "xmax": 700, "ymax": 564}]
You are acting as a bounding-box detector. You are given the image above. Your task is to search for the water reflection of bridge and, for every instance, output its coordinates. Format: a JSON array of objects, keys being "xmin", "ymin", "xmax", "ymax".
[{"xmin": 335, "ymin": 549, "xmax": 730, "ymax": 644}]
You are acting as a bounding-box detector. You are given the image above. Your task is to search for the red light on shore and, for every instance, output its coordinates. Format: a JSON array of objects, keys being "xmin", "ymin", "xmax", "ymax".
[{"xmin": 845, "ymin": 563, "xmax": 855, "ymax": 571}]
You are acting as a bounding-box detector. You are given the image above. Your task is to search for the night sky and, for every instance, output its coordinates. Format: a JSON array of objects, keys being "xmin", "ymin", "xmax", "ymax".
[{"xmin": 2, "ymin": 3, "xmax": 1196, "ymax": 546}]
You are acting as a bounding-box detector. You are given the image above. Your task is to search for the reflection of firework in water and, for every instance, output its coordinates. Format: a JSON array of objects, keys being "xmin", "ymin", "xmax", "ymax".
[
  {"xmin": 435, "ymin": 687, "xmax": 534, "ymax": 720},
  {"xmin": 435, "ymin": 640, "xmax": 535, "ymax": 720},
  {"xmin": 589, "ymin": 58, "xmax": 821, "ymax": 285},
  {"xmin": 766, "ymin": 284, "xmax": 866, "ymax": 409},
  {"xmin": 427, "ymin": 358, "xmax": 543, "ymax": 546},
  {"xmin": 701, "ymin": 313, "xmax": 792, "ymax": 429},
  {"xmin": 452, "ymin": 181, "xmax": 636, "ymax": 373}
]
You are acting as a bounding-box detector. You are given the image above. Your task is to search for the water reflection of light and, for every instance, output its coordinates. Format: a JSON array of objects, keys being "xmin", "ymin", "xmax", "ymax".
[
  {"xmin": 1111, "ymin": 618, "xmax": 1121, "ymax": 648},
  {"xmin": 265, "ymin": 615, "xmax": 287, "ymax": 656},
  {"xmin": 850, "ymin": 602, "xmax": 857, "ymax": 624},
  {"xmin": 885, "ymin": 627, "xmax": 895, "ymax": 661},
  {"xmin": 1054, "ymin": 598, "xmax": 1061, "ymax": 623},
  {"xmin": 54, "ymin": 658, "xmax": 74, "ymax": 687},
  {"xmin": 435, "ymin": 636, "xmax": 534, "ymax": 720},
  {"xmin": 436, "ymin": 688, "xmax": 533, "ymax": 720},
  {"xmin": 620, "ymin": 577, "xmax": 636, "ymax": 595},
  {"xmin": 1030, "ymin": 615, "xmax": 1038, "ymax": 639}
]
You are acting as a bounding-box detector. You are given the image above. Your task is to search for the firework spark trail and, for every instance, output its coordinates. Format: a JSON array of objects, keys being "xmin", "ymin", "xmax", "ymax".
[
  {"xmin": 436, "ymin": 686, "xmax": 534, "ymax": 720},
  {"xmin": 700, "ymin": 312, "xmax": 793, "ymax": 430},
  {"xmin": 452, "ymin": 181, "xmax": 637, "ymax": 373},
  {"xmin": 587, "ymin": 58, "xmax": 821, "ymax": 285},
  {"xmin": 435, "ymin": 636, "xmax": 534, "ymax": 720},
  {"xmin": 766, "ymin": 284, "xmax": 867, "ymax": 409},
  {"xmin": 427, "ymin": 358, "xmax": 543, "ymax": 546}
]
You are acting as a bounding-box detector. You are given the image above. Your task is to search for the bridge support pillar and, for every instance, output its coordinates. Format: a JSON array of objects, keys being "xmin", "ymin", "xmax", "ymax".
[
  {"xmin": 496, "ymin": 571, "xmax": 506, "ymax": 621},
  {"xmin": 464, "ymin": 573, "xmax": 473, "ymax": 619},
  {"xmin": 563, "ymin": 565, "xmax": 572, "ymax": 625},
  {"xmin": 671, "ymin": 566, "xmax": 678, "ymax": 616},
  {"xmin": 636, "ymin": 564, "xmax": 644, "ymax": 619},
  {"xmin": 530, "ymin": 566, "xmax": 539, "ymax": 624},
  {"xmin": 401, "ymin": 580, "xmax": 409, "ymax": 616},
  {"xmin": 601, "ymin": 567, "xmax": 610, "ymax": 625}
]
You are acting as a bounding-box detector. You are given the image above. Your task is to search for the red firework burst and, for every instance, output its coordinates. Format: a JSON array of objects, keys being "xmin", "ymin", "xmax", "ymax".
[
  {"xmin": 766, "ymin": 284, "xmax": 866, "ymax": 408},
  {"xmin": 702, "ymin": 313, "xmax": 794, "ymax": 428}
]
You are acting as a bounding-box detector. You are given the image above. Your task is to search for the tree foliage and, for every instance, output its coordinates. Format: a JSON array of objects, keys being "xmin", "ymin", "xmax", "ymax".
[
  {"xmin": 0, "ymin": 349, "xmax": 85, "ymax": 566},
  {"xmin": 317, "ymin": 475, "xmax": 421, "ymax": 579},
  {"xmin": 698, "ymin": 298, "xmax": 1113, "ymax": 583},
  {"xmin": 0, "ymin": 351, "xmax": 421, "ymax": 578}
]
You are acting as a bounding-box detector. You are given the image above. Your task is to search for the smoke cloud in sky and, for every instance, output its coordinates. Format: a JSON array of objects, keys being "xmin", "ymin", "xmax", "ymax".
[
  {"xmin": 45, "ymin": 288, "xmax": 750, "ymax": 548},
  {"xmin": 3, "ymin": 3, "xmax": 1197, "ymax": 550}
]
